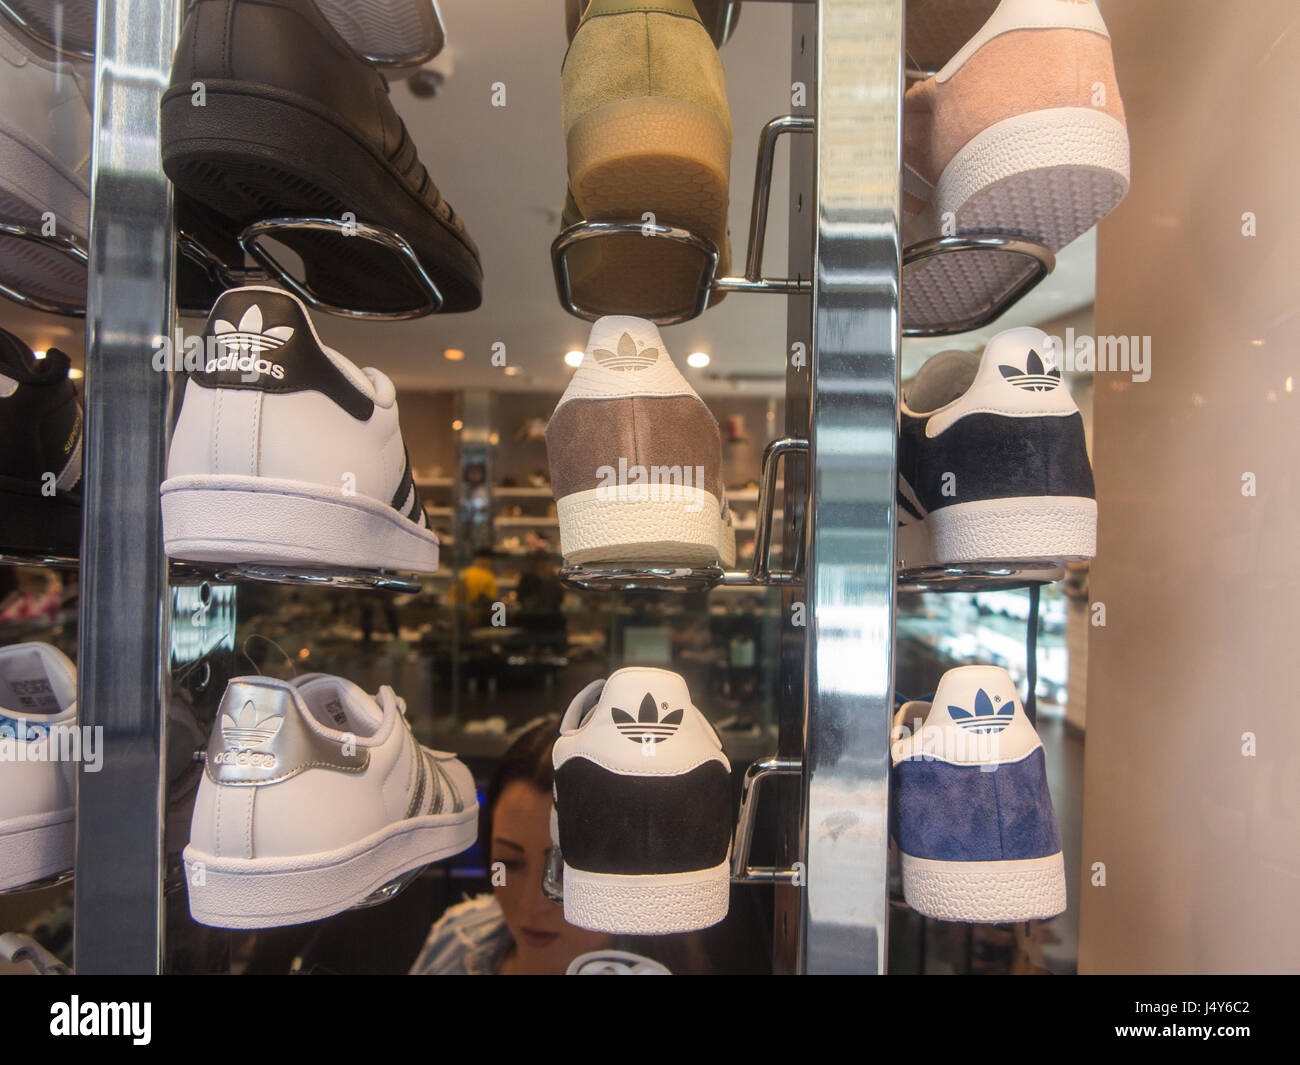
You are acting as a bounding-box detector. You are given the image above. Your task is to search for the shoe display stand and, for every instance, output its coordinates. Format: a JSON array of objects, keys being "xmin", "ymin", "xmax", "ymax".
[
  {"xmin": 179, "ymin": 217, "xmax": 445, "ymax": 320},
  {"xmin": 0, "ymin": 221, "xmax": 88, "ymax": 318},
  {"xmin": 49, "ymin": 0, "xmax": 1075, "ymax": 975}
]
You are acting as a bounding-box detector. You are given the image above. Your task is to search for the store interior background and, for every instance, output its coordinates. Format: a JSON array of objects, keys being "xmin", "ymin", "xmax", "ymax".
[{"xmin": 2, "ymin": 0, "xmax": 1294, "ymax": 975}]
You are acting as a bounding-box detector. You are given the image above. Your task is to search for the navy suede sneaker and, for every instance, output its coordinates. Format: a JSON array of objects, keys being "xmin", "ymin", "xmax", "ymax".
[
  {"xmin": 891, "ymin": 665, "xmax": 1066, "ymax": 923},
  {"xmin": 897, "ymin": 326, "xmax": 1096, "ymax": 569}
]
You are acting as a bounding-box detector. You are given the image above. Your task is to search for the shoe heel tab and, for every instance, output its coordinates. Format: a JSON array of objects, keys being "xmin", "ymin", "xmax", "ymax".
[
  {"xmin": 191, "ymin": 288, "xmax": 376, "ymax": 420},
  {"xmin": 206, "ymin": 677, "xmax": 368, "ymax": 786}
]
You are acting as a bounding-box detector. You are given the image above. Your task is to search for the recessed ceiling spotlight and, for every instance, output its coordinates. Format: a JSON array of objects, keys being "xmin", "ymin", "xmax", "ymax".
[
  {"xmin": 503, "ymin": 366, "xmax": 523, "ymax": 376},
  {"xmin": 68, "ymin": 368, "xmax": 84, "ymax": 380},
  {"xmin": 564, "ymin": 349, "xmax": 584, "ymax": 367},
  {"xmin": 687, "ymin": 351, "xmax": 710, "ymax": 368},
  {"xmin": 451, "ymin": 419, "xmax": 463, "ymax": 431},
  {"xmin": 443, "ymin": 348, "xmax": 465, "ymax": 361}
]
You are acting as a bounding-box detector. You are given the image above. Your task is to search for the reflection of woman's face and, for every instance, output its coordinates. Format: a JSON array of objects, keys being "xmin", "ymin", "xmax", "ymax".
[{"xmin": 491, "ymin": 780, "xmax": 611, "ymax": 974}]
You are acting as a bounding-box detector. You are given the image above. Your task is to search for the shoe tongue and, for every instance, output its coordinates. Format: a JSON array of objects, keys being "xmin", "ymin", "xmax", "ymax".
[
  {"xmin": 0, "ymin": 644, "xmax": 75, "ymax": 718},
  {"xmin": 0, "ymin": 330, "xmax": 71, "ymax": 387},
  {"xmin": 585, "ymin": 316, "xmax": 667, "ymax": 372},
  {"xmin": 598, "ymin": 667, "xmax": 692, "ymax": 724},
  {"xmin": 927, "ymin": 665, "xmax": 1022, "ymax": 732},
  {"xmin": 906, "ymin": 349, "xmax": 980, "ymax": 411},
  {"xmin": 294, "ymin": 674, "xmax": 384, "ymax": 736}
]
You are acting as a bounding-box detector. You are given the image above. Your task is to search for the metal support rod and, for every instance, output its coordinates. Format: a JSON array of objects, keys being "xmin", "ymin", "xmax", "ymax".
[
  {"xmin": 799, "ymin": 0, "xmax": 903, "ymax": 975},
  {"xmin": 74, "ymin": 0, "xmax": 177, "ymax": 974},
  {"xmin": 731, "ymin": 757, "xmax": 802, "ymax": 882},
  {"xmin": 739, "ymin": 116, "xmax": 816, "ymax": 284}
]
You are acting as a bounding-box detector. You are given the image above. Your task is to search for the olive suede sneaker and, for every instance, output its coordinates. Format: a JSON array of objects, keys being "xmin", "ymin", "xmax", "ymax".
[{"xmin": 561, "ymin": 0, "xmax": 732, "ymax": 320}]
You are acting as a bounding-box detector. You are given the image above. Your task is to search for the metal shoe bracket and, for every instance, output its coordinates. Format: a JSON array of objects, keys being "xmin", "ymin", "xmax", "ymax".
[
  {"xmin": 175, "ymin": 217, "xmax": 446, "ymax": 320},
  {"xmin": 560, "ymin": 435, "xmax": 807, "ymax": 592},
  {"xmin": 239, "ymin": 217, "xmax": 445, "ymax": 320},
  {"xmin": 731, "ymin": 756, "xmax": 803, "ymax": 883},
  {"xmin": 0, "ymin": 1, "xmax": 95, "ymax": 59},
  {"xmin": 901, "ymin": 233, "xmax": 1055, "ymax": 337},
  {"xmin": 0, "ymin": 550, "xmax": 79, "ymax": 570},
  {"xmin": 0, "ymin": 222, "xmax": 89, "ymax": 318},
  {"xmin": 897, "ymin": 560, "xmax": 1065, "ymax": 594},
  {"xmin": 168, "ymin": 560, "xmax": 422, "ymax": 594},
  {"xmin": 552, "ymin": 115, "xmax": 815, "ymax": 324}
]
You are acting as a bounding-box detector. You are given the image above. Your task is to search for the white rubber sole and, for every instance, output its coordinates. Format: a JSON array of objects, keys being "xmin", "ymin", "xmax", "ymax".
[
  {"xmin": 183, "ymin": 806, "xmax": 478, "ymax": 929},
  {"xmin": 557, "ymin": 485, "xmax": 737, "ymax": 567},
  {"xmin": 161, "ymin": 474, "xmax": 438, "ymax": 574},
  {"xmin": 312, "ymin": 0, "xmax": 443, "ymax": 66},
  {"xmin": 897, "ymin": 495, "xmax": 1095, "ymax": 568},
  {"xmin": 904, "ymin": 107, "xmax": 1129, "ymax": 328},
  {"xmin": 901, "ymin": 851, "xmax": 1066, "ymax": 923},
  {"xmin": 0, "ymin": 808, "xmax": 74, "ymax": 891},
  {"xmin": 563, "ymin": 860, "xmax": 730, "ymax": 935}
]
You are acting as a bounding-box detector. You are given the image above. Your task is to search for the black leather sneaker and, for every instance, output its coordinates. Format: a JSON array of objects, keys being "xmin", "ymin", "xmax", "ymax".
[
  {"xmin": 161, "ymin": 0, "xmax": 481, "ymax": 315},
  {"xmin": 0, "ymin": 331, "xmax": 82, "ymax": 559}
]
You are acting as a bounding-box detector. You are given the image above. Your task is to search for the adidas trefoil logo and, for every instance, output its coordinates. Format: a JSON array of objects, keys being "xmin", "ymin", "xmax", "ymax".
[
  {"xmin": 214, "ymin": 699, "xmax": 283, "ymax": 768},
  {"xmin": 948, "ymin": 688, "xmax": 1015, "ymax": 735},
  {"xmin": 998, "ymin": 348, "xmax": 1061, "ymax": 392},
  {"xmin": 611, "ymin": 692, "xmax": 683, "ymax": 744},
  {"xmin": 593, "ymin": 332, "xmax": 659, "ymax": 372},
  {"xmin": 206, "ymin": 305, "xmax": 292, "ymax": 380}
]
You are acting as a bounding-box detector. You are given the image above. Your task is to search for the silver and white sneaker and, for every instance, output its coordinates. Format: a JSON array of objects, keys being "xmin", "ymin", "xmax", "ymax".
[
  {"xmin": 162, "ymin": 286, "xmax": 438, "ymax": 573},
  {"xmin": 552, "ymin": 667, "xmax": 732, "ymax": 936},
  {"xmin": 0, "ymin": 18, "xmax": 91, "ymax": 312},
  {"xmin": 0, "ymin": 642, "xmax": 77, "ymax": 891},
  {"xmin": 183, "ymin": 673, "xmax": 477, "ymax": 929}
]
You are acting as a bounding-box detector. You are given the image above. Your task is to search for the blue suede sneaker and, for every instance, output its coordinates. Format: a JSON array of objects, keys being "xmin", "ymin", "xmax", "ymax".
[{"xmin": 891, "ymin": 665, "xmax": 1066, "ymax": 923}]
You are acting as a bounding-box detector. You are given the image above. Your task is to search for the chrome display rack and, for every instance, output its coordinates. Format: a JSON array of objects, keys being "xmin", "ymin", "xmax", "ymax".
[
  {"xmin": 902, "ymin": 233, "xmax": 1055, "ymax": 337},
  {"xmin": 552, "ymin": 115, "xmax": 815, "ymax": 324},
  {"xmin": 177, "ymin": 216, "xmax": 444, "ymax": 320},
  {"xmin": 168, "ymin": 560, "xmax": 423, "ymax": 594},
  {"xmin": 0, "ymin": 222, "xmax": 88, "ymax": 318},
  {"xmin": 560, "ymin": 436, "xmax": 806, "ymax": 592}
]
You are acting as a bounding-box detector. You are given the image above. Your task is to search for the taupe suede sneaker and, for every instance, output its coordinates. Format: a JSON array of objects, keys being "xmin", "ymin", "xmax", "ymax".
[
  {"xmin": 546, "ymin": 316, "xmax": 735, "ymax": 567},
  {"xmin": 561, "ymin": 0, "xmax": 733, "ymax": 319}
]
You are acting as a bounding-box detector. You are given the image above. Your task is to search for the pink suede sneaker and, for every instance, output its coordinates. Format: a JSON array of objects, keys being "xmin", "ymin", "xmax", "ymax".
[{"xmin": 902, "ymin": 0, "xmax": 1130, "ymax": 331}]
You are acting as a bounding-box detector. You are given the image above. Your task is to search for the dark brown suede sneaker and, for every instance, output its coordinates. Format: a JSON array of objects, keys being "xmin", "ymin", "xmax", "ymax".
[{"xmin": 161, "ymin": 0, "xmax": 481, "ymax": 315}]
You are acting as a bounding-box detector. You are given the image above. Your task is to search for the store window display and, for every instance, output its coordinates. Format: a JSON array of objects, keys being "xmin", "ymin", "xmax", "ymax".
[{"xmin": 1, "ymin": 0, "xmax": 1293, "ymax": 989}]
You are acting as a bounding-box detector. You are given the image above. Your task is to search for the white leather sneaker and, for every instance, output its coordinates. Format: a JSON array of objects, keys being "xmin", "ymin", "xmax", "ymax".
[
  {"xmin": 0, "ymin": 642, "xmax": 77, "ymax": 891},
  {"xmin": 162, "ymin": 286, "xmax": 438, "ymax": 573},
  {"xmin": 552, "ymin": 667, "xmax": 732, "ymax": 935},
  {"xmin": 183, "ymin": 672, "xmax": 477, "ymax": 929}
]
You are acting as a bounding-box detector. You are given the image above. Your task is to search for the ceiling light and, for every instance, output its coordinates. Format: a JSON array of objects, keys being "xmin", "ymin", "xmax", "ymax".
[
  {"xmin": 564, "ymin": 349, "xmax": 584, "ymax": 367},
  {"xmin": 443, "ymin": 348, "xmax": 465, "ymax": 361},
  {"xmin": 503, "ymin": 366, "xmax": 524, "ymax": 376},
  {"xmin": 451, "ymin": 419, "xmax": 463, "ymax": 431},
  {"xmin": 31, "ymin": 349, "xmax": 46, "ymax": 359},
  {"xmin": 68, "ymin": 368, "xmax": 84, "ymax": 380},
  {"xmin": 489, "ymin": 432, "xmax": 500, "ymax": 446},
  {"xmin": 687, "ymin": 351, "xmax": 710, "ymax": 368}
]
